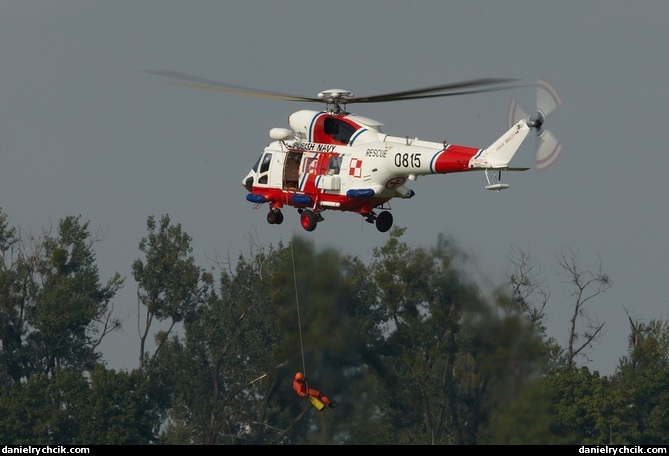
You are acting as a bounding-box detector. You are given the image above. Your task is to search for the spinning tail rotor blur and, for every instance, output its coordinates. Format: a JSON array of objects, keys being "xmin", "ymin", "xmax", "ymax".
[{"xmin": 508, "ymin": 79, "xmax": 562, "ymax": 171}]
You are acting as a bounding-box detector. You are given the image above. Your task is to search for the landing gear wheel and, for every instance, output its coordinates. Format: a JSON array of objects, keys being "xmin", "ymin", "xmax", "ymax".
[
  {"xmin": 300, "ymin": 209, "xmax": 318, "ymax": 232},
  {"xmin": 376, "ymin": 211, "xmax": 393, "ymax": 232},
  {"xmin": 267, "ymin": 210, "xmax": 283, "ymax": 225}
]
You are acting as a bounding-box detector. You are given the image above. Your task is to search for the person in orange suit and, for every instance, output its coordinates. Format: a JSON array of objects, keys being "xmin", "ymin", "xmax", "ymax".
[{"xmin": 292, "ymin": 371, "xmax": 337, "ymax": 409}]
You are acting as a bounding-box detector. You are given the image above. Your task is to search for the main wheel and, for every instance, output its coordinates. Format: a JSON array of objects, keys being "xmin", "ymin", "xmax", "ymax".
[
  {"xmin": 300, "ymin": 210, "xmax": 318, "ymax": 232},
  {"xmin": 267, "ymin": 210, "xmax": 283, "ymax": 225},
  {"xmin": 375, "ymin": 211, "xmax": 393, "ymax": 232},
  {"xmin": 274, "ymin": 211, "xmax": 284, "ymax": 224}
]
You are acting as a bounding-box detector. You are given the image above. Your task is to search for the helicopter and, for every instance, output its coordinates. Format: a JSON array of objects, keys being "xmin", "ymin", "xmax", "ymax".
[{"xmin": 145, "ymin": 70, "xmax": 561, "ymax": 232}]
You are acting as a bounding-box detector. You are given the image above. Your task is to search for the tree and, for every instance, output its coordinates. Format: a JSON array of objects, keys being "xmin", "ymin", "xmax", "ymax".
[
  {"xmin": 546, "ymin": 366, "xmax": 612, "ymax": 443},
  {"xmin": 153, "ymin": 239, "xmax": 292, "ymax": 444},
  {"xmin": 0, "ymin": 213, "xmax": 123, "ymax": 381},
  {"xmin": 77, "ymin": 365, "xmax": 161, "ymax": 444},
  {"xmin": 610, "ymin": 318, "xmax": 669, "ymax": 444},
  {"xmin": 274, "ymin": 237, "xmax": 370, "ymax": 444},
  {"xmin": 364, "ymin": 228, "xmax": 547, "ymax": 444},
  {"xmin": 0, "ymin": 209, "xmax": 27, "ymax": 384},
  {"xmin": 557, "ymin": 248, "xmax": 612, "ymax": 368},
  {"xmin": 132, "ymin": 214, "xmax": 211, "ymax": 369},
  {"xmin": 507, "ymin": 246, "xmax": 566, "ymax": 373},
  {"xmin": 508, "ymin": 245, "xmax": 549, "ymax": 331},
  {"xmin": 0, "ymin": 211, "xmax": 132, "ymax": 443},
  {"xmin": 488, "ymin": 376, "xmax": 577, "ymax": 444},
  {"xmin": 154, "ymin": 235, "xmax": 378, "ymax": 445},
  {"xmin": 29, "ymin": 216, "xmax": 124, "ymax": 376}
]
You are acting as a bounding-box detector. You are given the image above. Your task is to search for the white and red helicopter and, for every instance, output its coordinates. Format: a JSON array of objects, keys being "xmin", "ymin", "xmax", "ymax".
[{"xmin": 146, "ymin": 70, "xmax": 561, "ymax": 232}]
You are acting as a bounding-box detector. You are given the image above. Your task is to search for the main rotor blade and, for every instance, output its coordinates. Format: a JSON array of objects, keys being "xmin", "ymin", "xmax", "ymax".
[
  {"xmin": 355, "ymin": 84, "xmax": 525, "ymax": 104},
  {"xmin": 351, "ymin": 78, "xmax": 523, "ymax": 103},
  {"xmin": 143, "ymin": 69, "xmax": 319, "ymax": 102},
  {"xmin": 144, "ymin": 70, "xmax": 524, "ymax": 106}
]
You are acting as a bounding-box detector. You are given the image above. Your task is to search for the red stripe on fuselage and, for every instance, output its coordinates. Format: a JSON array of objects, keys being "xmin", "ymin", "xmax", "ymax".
[{"xmin": 431, "ymin": 145, "xmax": 481, "ymax": 173}]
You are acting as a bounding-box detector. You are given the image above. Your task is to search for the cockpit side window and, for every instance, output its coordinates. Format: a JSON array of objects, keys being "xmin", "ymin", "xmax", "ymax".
[
  {"xmin": 257, "ymin": 152, "xmax": 272, "ymax": 184},
  {"xmin": 260, "ymin": 153, "xmax": 272, "ymax": 173},
  {"xmin": 323, "ymin": 117, "xmax": 355, "ymax": 144},
  {"xmin": 323, "ymin": 117, "xmax": 339, "ymax": 135},
  {"xmin": 333, "ymin": 121, "xmax": 355, "ymax": 144}
]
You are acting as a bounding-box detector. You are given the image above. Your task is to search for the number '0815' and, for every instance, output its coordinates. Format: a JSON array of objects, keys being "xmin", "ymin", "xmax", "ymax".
[{"xmin": 394, "ymin": 153, "xmax": 421, "ymax": 168}]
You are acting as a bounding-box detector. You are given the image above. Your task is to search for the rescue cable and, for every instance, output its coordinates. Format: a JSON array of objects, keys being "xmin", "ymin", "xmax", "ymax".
[
  {"xmin": 290, "ymin": 238, "xmax": 332, "ymax": 411},
  {"xmin": 291, "ymin": 239, "xmax": 308, "ymax": 380}
]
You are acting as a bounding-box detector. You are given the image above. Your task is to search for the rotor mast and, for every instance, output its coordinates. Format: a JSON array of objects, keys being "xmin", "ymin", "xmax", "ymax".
[{"xmin": 317, "ymin": 89, "xmax": 354, "ymax": 114}]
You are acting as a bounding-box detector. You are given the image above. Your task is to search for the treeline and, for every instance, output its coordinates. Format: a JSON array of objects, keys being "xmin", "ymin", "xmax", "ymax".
[{"xmin": 0, "ymin": 210, "xmax": 667, "ymax": 444}]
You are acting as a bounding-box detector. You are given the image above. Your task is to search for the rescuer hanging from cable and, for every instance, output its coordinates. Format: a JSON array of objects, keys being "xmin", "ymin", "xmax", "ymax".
[{"xmin": 292, "ymin": 372, "xmax": 337, "ymax": 409}]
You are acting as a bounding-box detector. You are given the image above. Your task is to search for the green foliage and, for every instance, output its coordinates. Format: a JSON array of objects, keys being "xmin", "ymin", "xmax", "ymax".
[
  {"xmin": 0, "ymin": 210, "xmax": 137, "ymax": 443},
  {"xmin": 0, "ymin": 213, "xmax": 124, "ymax": 381},
  {"xmin": 0, "ymin": 210, "xmax": 25, "ymax": 385},
  {"xmin": 153, "ymin": 242, "xmax": 292, "ymax": 444},
  {"xmin": 132, "ymin": 214, "xmax": 210, "ymax": 368},
  {"xmin": 132, "ymin": 214, "xmax": 205, "ymax": 323},
  {"xmin": 360, "ymin": 229, "xmax": 548, "ymax": 444},
  {"xmin": 611, "ymin": 319, "xmax": 669, "ymax": 444},
  {"xmin": 2, "ymin": 208, "xmax": 669, "ymax": 444},
  {"xmin": 0, "ymin": 366, "xmax": 160, "ymax": 444},
  {"xmin": 29, "ymin": 217, "xmax": 122, "ymax": 376},
  {"xmin": 547, "ymin": 367, "xmax": 626, "ymax": 444},
  {"xmin": 487, "ymin": 376, "xmax": 577, "ymax": 444},
  {"xmin": 79, "ymin": 366, "xmax": 160, "ymax": 444}
]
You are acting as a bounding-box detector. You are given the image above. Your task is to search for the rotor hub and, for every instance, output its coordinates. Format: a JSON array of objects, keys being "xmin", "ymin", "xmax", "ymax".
[
  {"xmin": 317, "ymin": 89, "xmax": 354, "ymax": 114},
  {"xmin": 528, "ymin": 111, "xmax": 545, "ymax": 131}
]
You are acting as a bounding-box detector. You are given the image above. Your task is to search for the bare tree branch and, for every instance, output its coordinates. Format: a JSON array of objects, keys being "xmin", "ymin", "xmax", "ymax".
[{"xmin": 557, "ymin": 248, "xmax": 612, "ymax": 368}]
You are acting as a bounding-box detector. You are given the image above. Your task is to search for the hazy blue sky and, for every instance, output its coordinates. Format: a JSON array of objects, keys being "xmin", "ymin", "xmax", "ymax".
[{"xmin": 1, "ymin": 1, "xmax": 667, "ymax": 375}]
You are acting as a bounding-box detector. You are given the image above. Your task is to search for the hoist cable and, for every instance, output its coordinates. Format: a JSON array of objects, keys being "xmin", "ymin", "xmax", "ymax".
[{"xmin": 291, "ymin": 239, "xmax": 308, "ymax": 382}]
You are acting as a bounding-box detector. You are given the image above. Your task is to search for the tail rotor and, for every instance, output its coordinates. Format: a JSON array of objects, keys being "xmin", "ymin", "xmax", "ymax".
[{"xmin": 508, "ymin": 79, "xmax": 562, "ymax": 171}]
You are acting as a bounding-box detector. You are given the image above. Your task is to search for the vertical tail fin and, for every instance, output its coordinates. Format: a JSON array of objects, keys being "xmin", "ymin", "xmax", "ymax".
[{"xmin": 469, "ymin": 120, "xmax": 532, "ymax": 169}]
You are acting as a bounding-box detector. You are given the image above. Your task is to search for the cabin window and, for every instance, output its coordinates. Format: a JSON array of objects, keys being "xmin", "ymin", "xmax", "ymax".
[
  {"xmin": 305, "ymin": 157, "xmax": 318, "ymax": 174},
  {"xmin": 328, "ymin": 156, "xmax": 342, "ymax": 175}
]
